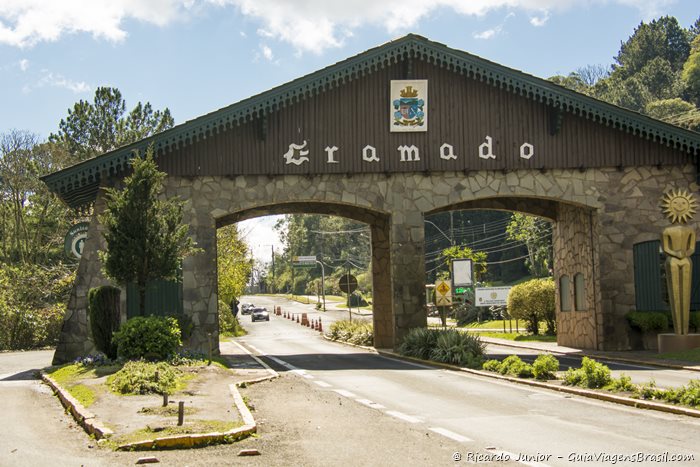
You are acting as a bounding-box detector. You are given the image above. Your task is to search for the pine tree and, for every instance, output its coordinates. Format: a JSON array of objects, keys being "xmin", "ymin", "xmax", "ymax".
[{"xmin": 99, "ymin": 148, "xmax": 198, "ymax": 315}]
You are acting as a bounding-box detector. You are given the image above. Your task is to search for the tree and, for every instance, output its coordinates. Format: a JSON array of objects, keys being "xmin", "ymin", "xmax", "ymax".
[
  {"xmin": 99, "ymin": 148, "xmax": 198, "ymax": 316},
  {"xmin": 505, "ymin": 214, "xmax": 552, "ymax": 278},
  {"xmin": 50, "ymin": 87, "xmax": 174, "ymax": 162},
  {"xmin": 507, "ymin": 278, "xmax": 556, "ymax": 335},
  {"xmin": 613, "ymin": 16, "xmax": 691, "ymax": 78},
  {"xmin": 683, "ymin": 35, "xmax": 700, "ymax": 105},
  {"xmin": 0, "ymin": 131, "xmax": 73, "ymax": 263},
  {"xmin": 645, "ymin": 98, "xmax": 700, "ymax": 131},
  {"xmin": 217, "ymin": 224, "xmax": 253, "ymax": 305}
]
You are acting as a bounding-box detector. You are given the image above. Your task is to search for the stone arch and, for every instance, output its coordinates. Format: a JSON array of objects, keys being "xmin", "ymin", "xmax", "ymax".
[
  {"xmin": 426, "ymin": 195, "xmax": 601, "ymax": 349},
  {"xmin": 213, "ymin": 200, "xmax": 395, "ymax": 348}
]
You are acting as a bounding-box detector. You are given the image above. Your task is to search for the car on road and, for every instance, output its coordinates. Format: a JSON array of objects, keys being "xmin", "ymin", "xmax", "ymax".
[
  {"xmin": 240, "ymin": 303, "xmax": 255, "ymax": 315},
  {"xmin": 251, "ymin": 307, "xmax": 270, "ymax": 322}
]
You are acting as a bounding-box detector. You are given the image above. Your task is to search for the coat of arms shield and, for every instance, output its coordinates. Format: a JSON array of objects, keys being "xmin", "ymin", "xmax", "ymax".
[{"xmin": 390, "ymin": 80, "xmax": 427, "ymax": 132}]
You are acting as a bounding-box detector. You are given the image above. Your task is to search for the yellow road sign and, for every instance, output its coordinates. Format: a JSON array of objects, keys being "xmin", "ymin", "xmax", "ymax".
[{"xmin": 435, "ymin": 280, "xmax": 453, "ymax": 306}]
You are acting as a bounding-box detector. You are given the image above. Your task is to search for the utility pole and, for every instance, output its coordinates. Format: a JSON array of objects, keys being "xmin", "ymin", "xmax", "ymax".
[{"xmin": 271, "ymin": 245, "xmax": 275, "ymax": 294}]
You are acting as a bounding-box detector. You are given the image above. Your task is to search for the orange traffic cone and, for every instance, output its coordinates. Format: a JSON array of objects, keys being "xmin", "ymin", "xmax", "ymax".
[
  {"xmin": 318, "ymin": 318, "xmax": 323, "ymax": 332},
  {"xmin": 296, "ymin": 314, "xmax": 300, "ymax": 323}
]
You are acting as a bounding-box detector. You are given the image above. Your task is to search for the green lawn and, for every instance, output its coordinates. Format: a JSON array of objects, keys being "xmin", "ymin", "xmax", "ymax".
[
  {"xmin": 465, "ymin": 331, "xmax": 557, "ymax": 342},
  {"xmin": 651, "ymin": 347, "xmax": 700, "ymax": 363}
]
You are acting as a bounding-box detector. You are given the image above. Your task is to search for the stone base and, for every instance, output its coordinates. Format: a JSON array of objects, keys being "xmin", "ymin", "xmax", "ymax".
[{"xmin": 657, "ymin": 333, "xmax": 700, "ymax": 354}]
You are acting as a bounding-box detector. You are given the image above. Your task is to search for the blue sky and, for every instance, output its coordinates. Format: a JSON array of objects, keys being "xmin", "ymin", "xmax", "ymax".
[{"xmin": 1, "ymin": 0, "xmax": 698, "ymax": 261}]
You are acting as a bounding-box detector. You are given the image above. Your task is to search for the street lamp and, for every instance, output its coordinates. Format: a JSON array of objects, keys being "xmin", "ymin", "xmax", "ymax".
[{"xmin": 424, "ymin": 219, "xmax": 454, "ymax": 246}]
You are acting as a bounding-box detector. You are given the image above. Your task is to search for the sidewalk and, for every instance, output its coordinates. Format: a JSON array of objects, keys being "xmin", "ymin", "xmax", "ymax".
[{"xmin": 479, "ymin": 335, "xmax": 700, "ymax": 373}]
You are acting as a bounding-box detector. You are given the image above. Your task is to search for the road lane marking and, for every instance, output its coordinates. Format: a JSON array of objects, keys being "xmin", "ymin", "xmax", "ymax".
[
  {"xmin": 230, "ymin": 341, "xmax": 278, "ymax": 378},
  {"xmin": 314, "ymin": 380, "xmax": 332, "ymax": 388},
  {"xmin": 385, "ymin": 410, "xmax": 421, "ymax": 424},
  {"xmin": 333, "ymin": 389, "xmax": 357, "ymax": 398},
  {"xmin": 355, "ymin": 398, "xmax": 385, "ymax": 410},
  {"xmin": 428, "ymin": 427, "xmax": 472, "ymax": 443}
]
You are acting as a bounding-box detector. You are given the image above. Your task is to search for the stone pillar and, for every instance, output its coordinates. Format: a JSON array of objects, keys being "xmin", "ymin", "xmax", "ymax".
[
  {"xmin": 52, "ymin": 192, "xmax": 114, "ymax": 364},
  {"xmin": 183, "ymin": 203, "xmax": 220, "ymax": 356},
  {"xmin": 389, "ymin": 208, "xmax": 426, "ymax": 348},
  {"xmin": 553, "ymin": 204, "xmax": 602, "ymax": 349},
  {"xmin": 370, "ymin": 215, "xmax": 393, "ymax": 348}
]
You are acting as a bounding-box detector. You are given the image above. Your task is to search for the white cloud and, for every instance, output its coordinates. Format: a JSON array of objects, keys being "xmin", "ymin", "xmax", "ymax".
[
  {"xmin": 0, "ymin": 1, "xmax": 678, "ymax": 51},
  {"xmin": 473, "ymin": 28, "xmax": 498, "ymax": 40},
  {"xmin": 18, "ymin": 58, "xmax": 29, "ymax": 71},
  {"xmin": 529, "ymin": 11, "xmax": 550, "ymax": 27},
  {"xmin": 260, "ymin": 44, "xmax": 274, "ymax": 61},
  {"xmin": 34, "ymin": 71, "xmax": 91, "ymax": 93}
]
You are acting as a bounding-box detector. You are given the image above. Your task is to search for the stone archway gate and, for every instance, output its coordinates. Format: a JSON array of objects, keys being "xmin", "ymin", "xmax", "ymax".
[{"xmin": 43, "ymin": 35, "xmax": 700, "ymax": 364}]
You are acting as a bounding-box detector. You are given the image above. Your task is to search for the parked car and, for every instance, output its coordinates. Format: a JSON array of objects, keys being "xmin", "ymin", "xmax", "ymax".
[
  {"xmin": 240, "ymin": 303, "xmax": 255, "ymax": 315},
  {"xmin": 251, "ymin": 307, "xmax": 270, "ymax": 322}
]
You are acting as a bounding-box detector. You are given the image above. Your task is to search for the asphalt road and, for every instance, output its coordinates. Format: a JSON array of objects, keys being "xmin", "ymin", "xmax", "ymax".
[{"xmin": 240, "ymin": 295, "xmax": 700, "ymax": 467}]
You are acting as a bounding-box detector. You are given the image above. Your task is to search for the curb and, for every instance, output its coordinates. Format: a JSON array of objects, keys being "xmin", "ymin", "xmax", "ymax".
[
  {"xmin": 375, "ymin": 350, "xmax": 700, "ymax": 419},
  {"xmin": 42, "ymin": 359, "xmax": 279, "ymax": 450},
  {"xmin": 321, "ymin": 334, "xmax": 377, "ymax": 352},
  {"xmin": 41, "ymin": 372, "xmax": 114, "ymax": 440}
]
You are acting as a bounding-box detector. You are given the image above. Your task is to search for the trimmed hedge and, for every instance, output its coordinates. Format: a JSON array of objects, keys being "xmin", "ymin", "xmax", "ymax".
[
  {"xmin": 88, "ymin": 286, "xmax": 121, "ymax": 359},
  {"xmin": 112, "ymin": 316, "xmax": 182, "ymax": 361},
  {"xmin": 625, "ymin": 311, "xmax": 668, "ymax": 333}
]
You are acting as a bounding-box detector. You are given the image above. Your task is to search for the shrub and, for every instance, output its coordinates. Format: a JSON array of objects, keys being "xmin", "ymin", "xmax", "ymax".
[
  {"xmin": 218, "ymin": 299, "xmax": 245, "ymax": 337},
  {"xmin": 109, "ymin": 360, "xmax": 181, "ymax": 395},
  {"xmin": 607, "ymin": 374, "xmax": 636, "ymax": 392},
  {"xmin": 328, "ymin": 320, "xmax": 373, "ymax": 346},
  {"xmin": 562, "ymin": 357, "xmax": 612, "ymax": 389},
  {"xmin": 88, "ymin": 286, "xmax": 121, "ymax": 359},
  {"xmin": 625, "ymin": 311, "xmax": 668, "ymax": 333},
  {"xmin": 532, "ymin": 354, "xmax": 559, "ymax": 380},
  {"xmin": 482, "ymin": 359, "xmax": 502, "ymax": 372},
  {"xmin": 678, "ymin": 380, "xmax": 700, "ymax": 408},
  {"xmin": 429, "ymin": 329, "xmax": 485, "ymax": 368},
  {"xmin": 507, "ymin": 278, "xmax": 555, "ymax": 335},
  {"xmin": 689, "ymin": 312, "xmax": 700, "ymax": 332},
  {"xmin": 112, "ymin": 316, "xmax": 181, "ymax": 361},
  {"xmin": 498, "ymin": 355, "xmax": 533, "ymax": 377},
  {"xmin": 398, "ymin": 327, "xmax": 442, "ymax": 360}
]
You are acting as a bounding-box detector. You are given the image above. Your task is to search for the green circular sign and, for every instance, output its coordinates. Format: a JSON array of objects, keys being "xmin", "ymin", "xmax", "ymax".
[{"xmin": 64, "ymin": 222, "xmax": 90, "ymax": 259}]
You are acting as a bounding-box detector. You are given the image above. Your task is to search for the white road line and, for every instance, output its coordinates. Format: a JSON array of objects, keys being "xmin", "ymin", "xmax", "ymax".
[
  {"xmin": 314, "ymin": 380, "xmax": 332, "ymax": 388},
  {"xmin": 355, "ymin": 398, "xmax": 385, "ymax": 410},
  {"xmin": 230, "ymin": 340, "xmax": 278, "ymax": 377},
  {"xmin": 385, "ymin": 410, "xmax": 421, "ymax": 424},
  {"xmin": 333, "ymin": 389, "xmax": 357, "ymax": 398},
  {"xmin": 428, "ymin": 427, "xmax": 472, "ymax": 443}
]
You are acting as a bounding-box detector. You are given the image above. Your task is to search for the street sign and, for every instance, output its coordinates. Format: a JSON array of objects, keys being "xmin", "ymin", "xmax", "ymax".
[
  {"xmin": 292, "ymin": 255, "xmax": 317, "ymax": 267},
  {"xmin": 434, "ymin": 280, "xmax": 452, "ymax": 306},
  {"xmin": 339, "ymin": 274, "xmax": 358, "ymax": 293},
  {"xmin": 455, "ymin": 287, "xmax": 467, "ymax": 294},
  {"xmin": 452, "ymin": 259, "xmax": 473, "ymax": 286},
  {"xmin": 475, "ymin": 286, "xmax": 512, "ymax": 307}
]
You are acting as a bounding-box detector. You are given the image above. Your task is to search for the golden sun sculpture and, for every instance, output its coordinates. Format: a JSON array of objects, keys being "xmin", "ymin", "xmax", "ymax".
[{"xmin": 661, "ymin": 189, "xmax": 697, "ymax": 224}]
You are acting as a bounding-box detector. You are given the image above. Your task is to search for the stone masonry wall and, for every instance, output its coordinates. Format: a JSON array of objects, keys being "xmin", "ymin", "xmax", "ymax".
[{"xmin": 53, "ymin": 164, "xmax": 700, "ymax": 362}]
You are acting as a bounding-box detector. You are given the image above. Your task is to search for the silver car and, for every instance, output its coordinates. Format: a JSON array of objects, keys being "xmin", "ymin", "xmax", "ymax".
[{"xmin": 251, "ymin": 307, "xmax": 270, "ymax": 322}]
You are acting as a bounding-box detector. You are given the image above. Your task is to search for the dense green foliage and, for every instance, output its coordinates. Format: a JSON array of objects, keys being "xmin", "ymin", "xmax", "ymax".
[
  {"xmin": 218, "ymin": 299, "xmax": 246, "ymax": 337},
  {"xmin": 563, "ymin": 357, "xmax": 613, "ymax": 389},
  {"xmin": 398, "ymin": 328, "xmax": 484, "ymax": 368},
  {"xmin": 507, "ymin": 278, "xmax": 556, "ymax": 335},
  {"xmin": 50, "ymin": 87, "xmax": 174, "ymax": 161},
  {"xmin": 328, "ymin": 319, "xmax": 374, "ymax": 346},
  {"xmin": 0, "ymin": 262, "xmax": 74, "ymax": 350},
  {"xmin": 1, "ymin": 88, "xmax": 174, "ymax": 350},
  {"xmin": 99, "ymin": 149, "xmax": 198, "ymax": 315},
  {"xmin": 112, "ymin": 316, "xmax": 182, "ymax": 360},
  {"xmin": 551, "ymin": 16, "xmax": 700, "ymax": 130},
  {"xmin": 109, "ymin": 360, "xmax": 181, "ymax": 395},
  {"xmin": 625, "ymin": 311, "xmax": 669, "ymax": 333},
  {"xmin": 217, "ymin": 225, "xmax": 252, "ymax": 306},
  {"xmin": 505, "ymin": 214, "xmax": 552, "ymax": 278},
  {"xmin": 397, "ymin": 327, "xmax": 441, "ymax": 360},
  {"xmin": 87, "ymin": 286, "xmax": 121, "ymax": 359}
]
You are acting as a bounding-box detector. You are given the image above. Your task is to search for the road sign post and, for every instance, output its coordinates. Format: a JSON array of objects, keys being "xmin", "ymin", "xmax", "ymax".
[{"xmin": 434, "ymin": 280, "xmax": 452, "ymax": 329}]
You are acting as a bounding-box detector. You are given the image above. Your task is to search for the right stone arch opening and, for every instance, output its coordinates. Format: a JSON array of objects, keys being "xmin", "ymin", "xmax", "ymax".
[{"xmin": 427, "ymin": 197, "xmax": 601, "ymax": 350}]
